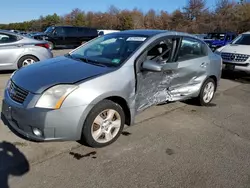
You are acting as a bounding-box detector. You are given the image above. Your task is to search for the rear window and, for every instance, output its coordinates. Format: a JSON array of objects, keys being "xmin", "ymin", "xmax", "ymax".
[
  {"xmin": 0, "ymin": 33, "xmax": 19, "ymax": 43},
  {"xmin": 77, "ymin": 27, "xmax": 97, "ymax": 36}
]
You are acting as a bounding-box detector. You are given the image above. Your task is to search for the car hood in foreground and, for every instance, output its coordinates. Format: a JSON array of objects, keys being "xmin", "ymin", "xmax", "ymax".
[{"xmin": 12, "ymin": 56, "xmax": 115, "ymax": 94}]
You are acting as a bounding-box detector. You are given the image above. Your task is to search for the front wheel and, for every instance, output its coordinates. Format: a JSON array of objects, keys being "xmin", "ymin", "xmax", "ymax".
[
  {"xmin": 81, "ymin": 100, "xmax": 125, "ymax": 148},
  {"xmin": 197, "ymin": 78, "xmax": 216, "ymax": 106}
]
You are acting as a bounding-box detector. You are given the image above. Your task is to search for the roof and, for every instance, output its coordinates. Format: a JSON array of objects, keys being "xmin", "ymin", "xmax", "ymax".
[
  {"xmin": 119, "ymin": 29, "xmax": 167, "ymax": 36},
  {"xmin": 242, "ymin": 31, "xmax": 250, "ymax": 35},
  {"xmin": 118, "ymin": 29, "xmax": 199, "ymax": 39},
  {"xmin": 0, "ymin": 29, "xmax": 21, "ymax": 35}
]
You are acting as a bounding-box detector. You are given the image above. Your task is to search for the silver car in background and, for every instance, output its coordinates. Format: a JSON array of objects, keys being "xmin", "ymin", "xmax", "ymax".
[
  {"xmin": 2, "ymin": 30, "xmax": 222, "ymax": 148},
  {"xmin": 0, "ymin": 30, "xmax": 53, "ymax": 70}
]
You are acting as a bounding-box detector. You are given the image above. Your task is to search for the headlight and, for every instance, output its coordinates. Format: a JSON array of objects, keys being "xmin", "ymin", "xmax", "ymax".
[{"xmin": 35, "ymin": 85, "xmax": 78, "ymax": 109}]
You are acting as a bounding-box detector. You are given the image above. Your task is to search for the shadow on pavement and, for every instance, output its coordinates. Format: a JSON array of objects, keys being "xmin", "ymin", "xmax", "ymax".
[
  {"xmin": 0, "ymin": 70, "xmax": 14, "ymax": 75},
  {"xmin": 222, "ymin": 70, "xmax": 250, "ymax": 84},
  {"xmin": 0, "ymin": 141, "xmax": 29, "ymax": 188}
]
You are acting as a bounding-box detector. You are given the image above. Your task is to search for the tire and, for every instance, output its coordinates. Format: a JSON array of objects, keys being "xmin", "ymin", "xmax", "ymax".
[
  {"xmin": 197, "ymin": 78, "xmax": 216, "ymax": 106},
  {"xmin": 48, "ymin": 41, "xmax": 54, "ymax": 50},
  {"xmin": 81, "ymin": 100, "xmax": 125, "ymax": 148},
  {"xmin": 17, "ymin": 55, "xmax": 39, "ymax": 69}
]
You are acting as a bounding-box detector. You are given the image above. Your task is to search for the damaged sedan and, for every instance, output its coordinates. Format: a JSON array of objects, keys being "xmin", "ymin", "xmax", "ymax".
[{"xmin": 1, "ymin": 30, "xmax": 222, "ymax": 148}]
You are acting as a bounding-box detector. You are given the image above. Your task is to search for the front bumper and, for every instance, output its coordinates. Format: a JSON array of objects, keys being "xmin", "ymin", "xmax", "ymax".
[
  {"xmin": 1, "ymin": 90, "xmax": 88, "ymax": 142},
  {"xmin": 222, "ymin": 61, "xmax": 250, "ymax": 72}
]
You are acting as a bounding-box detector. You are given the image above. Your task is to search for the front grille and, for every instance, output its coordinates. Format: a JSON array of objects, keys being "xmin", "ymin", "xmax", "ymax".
[
  {"xmin": 221, "ymin": 53, "xmax": 250, "ymax": 62},
  {"xmin": 8, "ymin": 81, "xmax": 29, "ymax": 104}
]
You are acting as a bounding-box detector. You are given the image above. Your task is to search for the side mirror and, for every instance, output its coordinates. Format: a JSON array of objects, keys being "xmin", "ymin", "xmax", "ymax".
[{"xmin": 141, "ymin": 60, "xmax": 162, "ymax": 72}]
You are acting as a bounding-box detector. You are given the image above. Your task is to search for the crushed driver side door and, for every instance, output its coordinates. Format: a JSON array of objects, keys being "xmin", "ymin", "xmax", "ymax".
[{"xmin": 134, "ymin": 36, "xmax": 180, "ymax": 112}]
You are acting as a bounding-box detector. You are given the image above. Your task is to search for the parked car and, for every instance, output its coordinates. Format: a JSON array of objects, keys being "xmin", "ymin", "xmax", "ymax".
[
  {"xmin": 1, "ymin": 30, "xmax": 222, "ymax": 148},
  {"xmin": 214, "ymin": 31, "xmax": 250, "ymax": 72},
  {"xmin": 195, "ymin": 34, "xmax": 207, "ymax": 39},
  {"xmin": 204, "ymin": 32, "xmax": 237, "ymax": 51},
  {"xmin": 0, "ymin": 30, "xmax": 53, "ymax": 70},
  {"xmin": 33, "ymin": 26, "xmax": 98, "ymax": 50},
  {"xmin": 98, "ymin": 30, "xmax": 120, "ymax": 36},
  {"xmin": 25, "ymin": 32, "xmax": 43, "ymax": 38}
]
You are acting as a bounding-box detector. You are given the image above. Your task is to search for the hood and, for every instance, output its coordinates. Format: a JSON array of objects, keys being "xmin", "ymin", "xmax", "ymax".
[
  {"xmin": 12, "ymin": 56, "xmax": 115, "ymax": 94},
  {"xmin": 219, "ymin": 44, "xmax": 250, "ymax": 54},
  {"xmin": 204, "ymin": 39, "xmax": 223, "ymax": 45},
  {"xmin": 33, "ymin": 33, "xmax": 46, "ymax": 37}
]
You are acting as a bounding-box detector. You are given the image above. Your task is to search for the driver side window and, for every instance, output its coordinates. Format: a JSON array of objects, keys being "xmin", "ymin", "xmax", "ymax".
[{"xmin": 146, "ymin": 39, "xmax": 174, "ymax": 64}]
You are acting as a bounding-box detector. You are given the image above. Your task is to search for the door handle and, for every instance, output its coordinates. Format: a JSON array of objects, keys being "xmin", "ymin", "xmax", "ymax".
[{"xmin": 200, "ymin": 62, "xmax": 207, "ymax": 68}]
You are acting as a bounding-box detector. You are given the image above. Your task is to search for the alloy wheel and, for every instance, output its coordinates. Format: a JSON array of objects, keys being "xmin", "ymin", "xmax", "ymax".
[
  {"xmin": 91, "ymin": 109, "xmax": 121, "ymax": 143},
  {"xmin": 203, "ymin": 82, "xmax": 215, "ymax": 103}
]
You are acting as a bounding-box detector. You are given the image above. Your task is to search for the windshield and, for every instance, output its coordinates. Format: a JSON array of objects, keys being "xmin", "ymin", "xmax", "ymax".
[
  {"xmin": 232, "ymin": 34, "xmax": 250, "ymax": 45},
  {"xmin": 44, "ymin": 26, "xmax": 54, "ymax": 34},
  {"xmin": 69, "ymin": 34, "xmax": 148, "ymax": 67},
  {"xmin": 206, "ymin": 33, "xmax": 225, "ymax": 40}
]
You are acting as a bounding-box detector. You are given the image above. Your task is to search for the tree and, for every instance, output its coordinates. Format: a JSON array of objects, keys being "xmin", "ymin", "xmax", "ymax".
[
  {"xmin": 1, "ymin": 3, "xmax": 250, "ymax": 34},
  {"xmin": 183, "ymin": 0, "xmax": 206, "ymax": 21}
]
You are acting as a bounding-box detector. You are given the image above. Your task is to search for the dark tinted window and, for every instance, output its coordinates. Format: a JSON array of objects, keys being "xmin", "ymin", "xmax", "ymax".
[
  {"xmin": 232, "ymin": 34, "xmax": 250, "ymax": 45},
  {"xmin": 55, "ymin": 27, "xmax": 65, "ymax": 35},
  {"xmin": 78, "ymin": 27, "xmax": 86, "ymax": 33},
  {"xmin": 178, "ymin": 37, "xmax": 207, "ymax": 61},
  {"xmin": 0, "ymin": 33, "xmax": 18, "ymax": 43},
  {"xmin": 77, "ymin": 27, "xmax": 97, "ymax": 36},
  {"xmin": 206, "ymin": 33, "xmax": 225, "ymax": 41},
  {"xmin": 44, "ymin": 26, "xmax": 54, "ymax": 34},
  {"xmin": 64, "ymin": 27, "xmax": 77, "ymax": 35}
]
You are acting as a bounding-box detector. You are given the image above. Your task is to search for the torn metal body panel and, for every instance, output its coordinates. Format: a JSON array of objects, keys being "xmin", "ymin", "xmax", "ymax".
[{"xmin": 135, "ymin": 71, "xmax": 175, "ymax": 112}]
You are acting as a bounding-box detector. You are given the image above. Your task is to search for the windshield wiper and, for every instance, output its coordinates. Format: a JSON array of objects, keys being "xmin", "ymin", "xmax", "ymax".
[
  {"xmin": 79, "ymin": 58, "xmax": 108, "ymax": 67},
  {"xmin": 65, "ymin": 54, "xmax": 109, "ymax": 67}
]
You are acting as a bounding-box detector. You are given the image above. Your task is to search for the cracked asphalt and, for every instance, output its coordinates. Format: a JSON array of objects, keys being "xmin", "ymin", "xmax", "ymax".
[{"xmin": 5, "ymin": 70, "xmax": 250, "ymax": 188}]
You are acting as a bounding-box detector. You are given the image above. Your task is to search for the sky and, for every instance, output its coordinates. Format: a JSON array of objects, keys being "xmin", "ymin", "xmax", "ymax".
[{"xmin": 0, "ymin": 0, "xmax": 218, "ymax": 24}]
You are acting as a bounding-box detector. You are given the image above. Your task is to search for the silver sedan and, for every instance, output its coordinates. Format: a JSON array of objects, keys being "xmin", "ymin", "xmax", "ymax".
[
  {"xmin": 0, "ymin": 30, "xmax": 53, "ymax": 70},
  {"xmin": 2, "ymin": 30, "xmax": 222, "ymax": 148}
]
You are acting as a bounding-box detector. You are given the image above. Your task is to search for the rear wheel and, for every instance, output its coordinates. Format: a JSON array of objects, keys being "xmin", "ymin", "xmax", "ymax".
[
  {"xmin": 17, "ymin": 55, "xmax": 39, "ymax": 68},
  {"xmin": 197, "ymin": 78, "xmax": 216, "ymax": 106},
  {"xmin": 81, "ymin": 100, "xmax": 125, "ymax": 148}
]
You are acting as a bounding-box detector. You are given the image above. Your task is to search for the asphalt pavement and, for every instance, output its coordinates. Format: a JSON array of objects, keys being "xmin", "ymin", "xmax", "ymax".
[{"xmin": 0, "ymin": 49, "xmax": 250, "ymax": 188}]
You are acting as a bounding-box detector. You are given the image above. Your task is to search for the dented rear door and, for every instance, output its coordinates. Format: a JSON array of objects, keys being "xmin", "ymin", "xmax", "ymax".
[{"xmin": 168, "ymin": 37, "xmax": 209, "ymax": 99}]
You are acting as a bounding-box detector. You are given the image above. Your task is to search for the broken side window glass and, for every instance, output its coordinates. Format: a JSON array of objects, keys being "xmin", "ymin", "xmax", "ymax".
[{"xmin": 146, "ymin": 39, "xmax": 173, "ymax": 63}]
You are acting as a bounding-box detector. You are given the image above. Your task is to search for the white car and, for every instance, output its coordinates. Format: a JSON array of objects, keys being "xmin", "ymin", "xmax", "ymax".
[{"xmin": 215, "ymin": 32, "xmax": 250, "ymax": 72}]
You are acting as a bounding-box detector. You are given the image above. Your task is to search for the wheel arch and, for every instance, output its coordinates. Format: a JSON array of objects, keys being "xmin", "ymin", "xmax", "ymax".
[
  {"xmin": 17, "ymin": 54, "xmax": 40, "ymax": 68},
  {"xmin": 18, "ymin": 54, "xmax": 40, "ymax": 61},
  {"xmin": 208, "ymin": 75, "xmax": 217, "ymax": 91},
  {"xmin": 105, "ymin": 96, "xmax": 131, "ymax": 126}
]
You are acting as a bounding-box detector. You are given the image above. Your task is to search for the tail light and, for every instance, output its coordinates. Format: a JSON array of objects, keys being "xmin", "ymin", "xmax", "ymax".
[{"xmin": 35, "ymin": 43, "xmax": 50, "ymax": 49}]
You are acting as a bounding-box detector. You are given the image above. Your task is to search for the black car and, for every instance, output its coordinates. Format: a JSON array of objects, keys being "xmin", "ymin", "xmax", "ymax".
[{"xmin": 33, "ymin": 26, "xmax": 98, "ymax": 50}]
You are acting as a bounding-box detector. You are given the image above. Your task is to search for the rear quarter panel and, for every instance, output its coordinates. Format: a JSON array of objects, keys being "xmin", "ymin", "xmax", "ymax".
[
  {"xmin": 208, "ymin": 50, "xmax": 222, "ymax": 83},
  {"xmin": 14, "ymin": 45, "xmax": 53, "ymax": 66}
]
